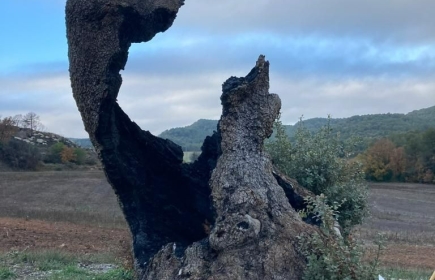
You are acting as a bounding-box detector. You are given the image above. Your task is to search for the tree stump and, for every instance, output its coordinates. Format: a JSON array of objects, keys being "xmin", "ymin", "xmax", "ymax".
[{"xmin": 66, "ymin": 1, "xmax": 316, "ymax": 279}]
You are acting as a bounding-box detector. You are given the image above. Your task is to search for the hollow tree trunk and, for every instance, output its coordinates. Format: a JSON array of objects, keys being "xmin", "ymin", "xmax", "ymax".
[{"xmin": 66, "ymin": 1, "xmax": 316, "ymax": 279}]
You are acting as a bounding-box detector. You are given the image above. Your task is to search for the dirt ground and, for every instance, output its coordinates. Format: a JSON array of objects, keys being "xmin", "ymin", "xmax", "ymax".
[
  {"xmin": 0, "ymin": 172, "xmax": 434, "ymax": 270},
  {"xmin": 364, "ymin": 182, "xmax": 435, "ymax": 235},
  {"xmin": 0, "ymin": 218, "xmax": 130, "ymax": 257},
  {"xmin": 379, "ymin": 244, "xmax": 434, "ymax": 269},
  {"xmin": 359, "ymin": 182, "xmax": 435, "ymax": 269}
]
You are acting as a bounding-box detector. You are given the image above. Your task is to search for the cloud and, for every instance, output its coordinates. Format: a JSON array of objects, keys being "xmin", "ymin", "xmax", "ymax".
[
  {"xmin": 2, "ymin": 57, "xmax": 435, "ymax": 138},
  {"xmin": 130, "ymin": 32, "xmax": 435, "ymax": 80},
  {"xmin": 2, "ymin": 0, "xmax": 435, "ymax": 138},
  {"xmin": 175, "ymin": 0, "xmax": 435, "ymax": 44},
  {"xmin": 273, "ymin": 74, "xmax": 435, "ymax": 125},
  {"xmin": 0, "ymin": 71, "xmax": 85, "ymax": 137}
]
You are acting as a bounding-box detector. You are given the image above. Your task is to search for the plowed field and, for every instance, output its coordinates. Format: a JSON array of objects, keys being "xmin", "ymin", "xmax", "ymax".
[{"xmin": 1, "ymin": 172, "xmax": 434, "ymax": 269}]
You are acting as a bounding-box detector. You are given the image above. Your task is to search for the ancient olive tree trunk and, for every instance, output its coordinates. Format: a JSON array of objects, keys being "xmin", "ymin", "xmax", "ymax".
[
  {"xmin": 143, "ymin": 56, "xmax": 315, "ymax": 280},
  {"xmin": 66, "ymin": 1, "xmax": 316, "ymax": 279}
]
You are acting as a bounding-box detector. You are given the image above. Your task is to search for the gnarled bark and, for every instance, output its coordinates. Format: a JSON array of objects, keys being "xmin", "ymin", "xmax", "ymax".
[
  {"xmin": 66, "ymin": 1, "xmax": 316, "ymax": 279},
  {"xmin": 143, "ymin": 56, "xmax": 315, "ymax": 280}
]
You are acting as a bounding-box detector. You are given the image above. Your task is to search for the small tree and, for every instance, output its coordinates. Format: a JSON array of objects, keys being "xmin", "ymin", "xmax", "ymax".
[
  {"xmin": 362, "ymin": 138, "xmax": 408, "ymax": 181},
  {"xmin": 21, "ymin": 112, "xmax": 44, "ymax": 136},
  {"xmin": 266, "ymin": 118, "xmax": 381, "ymax": 279},
  {"xmin": 298, "ymin": 195, "xmax": 384, "ymax": 280},
  {"xmin": 61, "ymin": 146, "xmax": 76, "ymax": 163},
  {"xmin": 0, "ymin": 116, "xmax": 18, "ymax": 144},
  {"xmin": 11, "ymin": 115, "xmax": 23, "ymax": 127},
  {"xmin": 266, "ymin": 117, "xmax": 368, "ymax": 233},
  {"xmin": 45, "ymin": 142, "xmax": 65, "ymax": 163},
  {"xmin": 74, "ymin": 148, "xmax": 86, "ymax": 165}
]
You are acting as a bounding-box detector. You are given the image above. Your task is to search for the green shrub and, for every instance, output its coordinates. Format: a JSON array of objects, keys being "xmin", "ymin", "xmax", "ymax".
[
  {"xmin": 266, "ymin": 117, "xmax": 368, "ymax": 233},
  {"xmin": 0, "ymin": 140, "xmax": 41, "ymax": 170},
  {"xmin": 45, "ymin": 142, "xmax": 65, "ymax": 163},
  {"xmin": 298, "ymin": 195, "xmax": 384, "ymax": 280},
  {"xmin": 0, "ymin": 267, "xmax": 15, "ymax": 280},
  {"xmin": 73, "ymin": 148, "xmax": 86, "ymax": 165}
]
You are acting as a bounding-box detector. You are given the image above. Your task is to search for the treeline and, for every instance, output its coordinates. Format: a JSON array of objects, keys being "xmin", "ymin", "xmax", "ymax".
[
  {"xmin": 285, "ymin": 106, "xmax": 435, "ymax": 144},
  {"xmin": 359, "ymin": 128, "xmax": 435, "ymax": 183},
  {"xmin": 159, "ymin": 106, "xmax": 435, "ymax": 152}
]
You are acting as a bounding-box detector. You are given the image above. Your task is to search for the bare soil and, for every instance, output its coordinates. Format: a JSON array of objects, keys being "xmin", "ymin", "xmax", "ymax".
[
  {"xmin": 363, "ymin": 182, "xmax": 435, "ymax": 235},
  {"xmin": 0, "ymin": 171, "xmax": 131, "ymax": 264},
  {"xmin": 0, "ymin": 217, "xmax": 130, "ymax": 258},
  {"xmin": 0, "ymin": 171, "xmax": 126, "ymax": 227},
  {"xmin": 0, "ymin": 172, "xmax": 434, "ymax": 269},
  {"xmin": 359, "ymin": 182, "xmax": 435, "ymax": 269}
]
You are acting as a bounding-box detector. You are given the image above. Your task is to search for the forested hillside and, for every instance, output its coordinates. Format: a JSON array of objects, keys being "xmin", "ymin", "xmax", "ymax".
[
  {"xmin": 159, "ymin": 119, "xmax": 218, "ymax": 151},
  {"xmin": 287, "ymin": 105, "xmax": 435, "ymax": 141},
  {"xmin": 159, "ymin": 105, "xmax": 435, "ymax": 151}
]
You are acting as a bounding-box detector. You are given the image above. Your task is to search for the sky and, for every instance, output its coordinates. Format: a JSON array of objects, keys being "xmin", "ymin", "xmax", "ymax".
[{"xmin": 1, "ymin": 1, "xmax": 435, "ymax": 138}]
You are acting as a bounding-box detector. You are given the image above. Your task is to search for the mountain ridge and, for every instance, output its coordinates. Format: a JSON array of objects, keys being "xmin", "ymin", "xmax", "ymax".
[{"xmin": 158, "ymin": 105, "xmax": 435, "ymax": 151}]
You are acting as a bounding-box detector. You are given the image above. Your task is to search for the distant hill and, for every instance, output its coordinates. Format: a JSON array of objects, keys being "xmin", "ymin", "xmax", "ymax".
[
  {"xmin": 69, "ymin": 138, "xmax": 93, "ymax": 148},
  {"xmin": 0, "ymin": 127, "xmax": 98, "ymax": 171},
  {"xmin": 159, "ymin": 119, "xmax": 218, "ymax": 151},
  {"xmin": 285, "ymin": 105, "xmax": 435, "ymax": 141},
  {"xmin": 158, "ymin": 105, "xmax": 435, "ymax": 151}
]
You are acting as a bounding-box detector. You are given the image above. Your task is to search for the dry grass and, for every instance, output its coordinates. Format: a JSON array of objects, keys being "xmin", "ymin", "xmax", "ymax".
[{"xmin": 0, "ymin": 171, "xmax": 126, "ymax": 228}]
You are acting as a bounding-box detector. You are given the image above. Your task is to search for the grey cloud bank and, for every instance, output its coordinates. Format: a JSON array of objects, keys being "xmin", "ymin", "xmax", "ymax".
[
  {"xmin": 1, "ymin": 0, "xmax": 435, "ymax": 137},
  {"xmin": 176, "ymin": 0, "xmax": 435, "ymax": 43}
]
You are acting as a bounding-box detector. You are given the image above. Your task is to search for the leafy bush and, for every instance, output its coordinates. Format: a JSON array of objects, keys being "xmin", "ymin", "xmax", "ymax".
[
  {"xmin": 45, "ymin": 143, "xmax": 87, "ymax": 165},
  {"xmin": 45, "ymin": 142, "xmax": 65, "ymax": 163},
  {"xmin": 266, "ymin": 117, "xmax": 368, "ymax": 234},
  {"xmin": 0, "ymin": 140, "xmax": 41, "ymax": 170},
  {"xmin": 0, "ymin": 267, "xmax": 15, "ymax": 280},
  {"xmin": 298, "ymin": 195, "xmax": 384, "ymax": 280},
  {"xmin": 74, "ymin": 148, "xmax": 86, "ymax": 165}
]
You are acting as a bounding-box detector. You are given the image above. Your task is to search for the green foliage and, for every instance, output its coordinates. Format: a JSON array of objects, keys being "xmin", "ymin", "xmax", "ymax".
[
  {"xmin": 285, "ymin": 106, "xmax": 435, "ymax": 149},
  {"xmin": 0, "ymin": 267, "xmax": 15, "ymax": 280},
  {"xmin": 266, "ymin": 117, "xmax": 368, "ymax": 232},
  {"xmin": 0, "ymin": 140, "xmax": 41, "ymax": 170},
  {"xmin": 298, "ymin": 195, "xmax": 384, "ymax": 280},
  {"xmin": 158, "ymin": 105, "xmax": 435, "ymax": 151},
  {"xmin": 265, "ymin": 118, "xmax": 292, "ymax": 171},
  {"xmin": 45, "ymin": 142, "xmax": 65, "ymax": 164},
  {"xmin": 12, "ymin": 250, "xmax": 76, "ymax": 271},
  {"xmin": 46, "ymin": 143, "xmax": 88, "ymax": 165},
  {"xmin": 74, "ymin": 148, "xmax": 86, "ymax": 165},
  {"xmin": 1, "ymin": 250, "xmax": 133, "ymax": 280}
]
